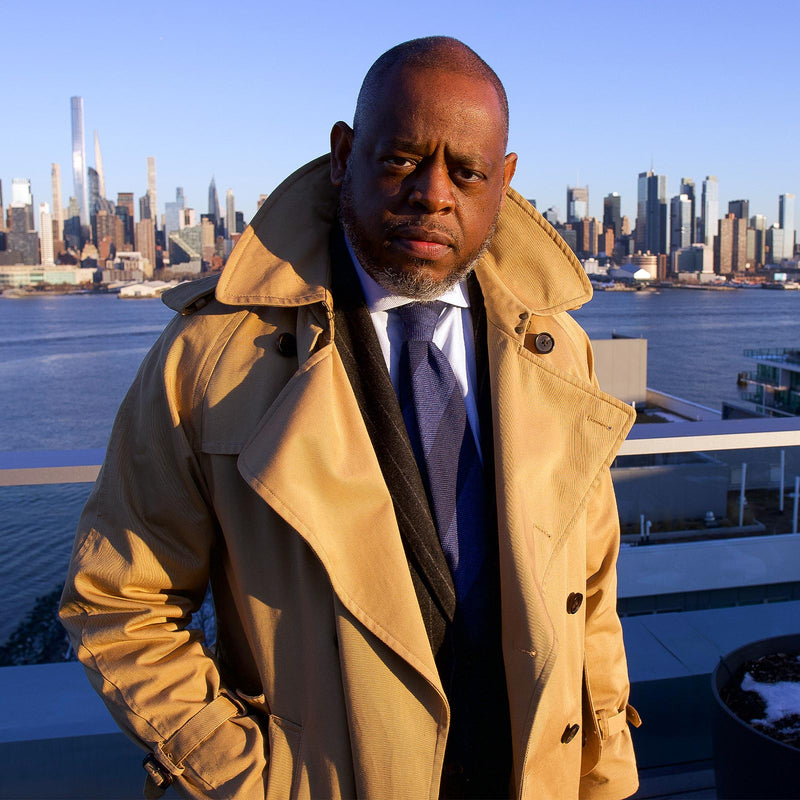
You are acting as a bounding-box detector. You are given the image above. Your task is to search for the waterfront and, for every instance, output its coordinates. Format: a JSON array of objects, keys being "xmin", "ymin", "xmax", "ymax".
[{"xmin": 1, "ymin": 288, "xmax": 799, "ymax": 644}]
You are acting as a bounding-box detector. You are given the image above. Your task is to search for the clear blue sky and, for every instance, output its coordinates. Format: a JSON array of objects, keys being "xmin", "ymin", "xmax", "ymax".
[{"xmin": 3, "ymin": 0, "xmax": 799, "ymax": 229}]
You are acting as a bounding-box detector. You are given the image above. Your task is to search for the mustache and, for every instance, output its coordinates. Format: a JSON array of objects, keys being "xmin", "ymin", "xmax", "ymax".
[{"xmin": 382, "ymin": 218, "xmax": 457, "ymax": 240}]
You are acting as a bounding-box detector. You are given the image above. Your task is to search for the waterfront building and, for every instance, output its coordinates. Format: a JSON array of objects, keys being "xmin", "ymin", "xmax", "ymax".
[
  {"xmin": 750, "ymin": 214, "xmax": 767, "ymax": 267},
  {"xmin": 566, "ymin": 185, "xmax": 588, "ymax": 224},
  {"xmin": 94, "ymin": 131, "xmax": 106, "ymax": 199},
  {"xmin": 225, "ymin": 188, "xmax": 235, "ymax": 239},
  {"xmin": 630, "ymin": 251, "xmax": 657, "ymax": 279},
  {"xmin": 701, "ymin": 176, "xmax": 719, "ymax": 247},
  {"xmin": 738, "ymin": 348, "xmax": 800, "ymax": 416},
  {"xmin": 779, "ymin": 193, "xmax": 796, "ymax": 260},
  {"xmin": 670, "ymin": 194, "xmax": 692, "ymax": 252},
  {"xmin": 70, "ymin": 97, "xmax": 89, "ymax": 228},
  {"xmin": 134, "ymin": 218, "xmax": 156, "ymax": 276},
  {"xmin": 38, "ymin": 202, "xmax": 54, "ymax": 267},
  {"xmin": 603, "ymin": 192, "xmax": 621, "ymax": 239},
  {"xmin": 766, "ymin": 225, "xmax": 785, "ymax": 265},
  {"xmin": 675, "ymin": 243, "xmax": 714, "ymax": 277},
  {"xmin": 0, "ymin": 178, "xmax": 4, "ymax": 232},
  {"xmin": 679, "ymin": 178, "xmax": 696, "ymax": 243},
  {"xmin": 636, "ymin": 170, "xmax": 669, "ymax": 255},
  {"xmin": 9, "ymin": 179, "xmax": 34, "ymax": 234},
  {"xmin": 50, "ymin": 164, "xmax": 64, "ymax": 242},
  {"xmin": 716, "ymin": 213, "xmax": 747, "ymax": 274}
]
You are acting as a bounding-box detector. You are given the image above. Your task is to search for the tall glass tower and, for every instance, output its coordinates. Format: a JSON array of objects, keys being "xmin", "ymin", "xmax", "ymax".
[
  {"xmin": 71, "ymin": 97, "xmax": 89, "ymax": 227},
  {"xmin": 779, "ymin": 193, "xmax": 796, "ymax": 260},
  {"xmin": 701, "ymin": 176, "xmax": 719, "ymax": 247}
]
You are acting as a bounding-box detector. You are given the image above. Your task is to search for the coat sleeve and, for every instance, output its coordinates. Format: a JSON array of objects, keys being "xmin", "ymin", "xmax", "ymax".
[
  {"xmin": 59, "ymin": 326, "xmax": 268, "ymax": 800},
  {"xmin": 578, "ymin": 464, "xmax": 640, "ymax": 800}
]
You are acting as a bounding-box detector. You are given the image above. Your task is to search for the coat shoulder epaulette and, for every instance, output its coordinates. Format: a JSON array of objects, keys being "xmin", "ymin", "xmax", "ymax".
[{"xmin": 161, "ymin": 274, "xmax": 222, "ymax": 314}]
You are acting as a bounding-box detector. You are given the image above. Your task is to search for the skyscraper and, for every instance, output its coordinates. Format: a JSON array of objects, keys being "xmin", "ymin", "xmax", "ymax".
[
  {"xmin": 779, "ymin": 193, "xmax": 795, "ymax": 260},
  {"xmin": 11, "ymin": 178, "xmax": 34, "ymax": 232},
  {"xmin": 39, "ymin": 202, "xmax": 54, "ymax": 266},
  {"xmin": 147, "ymin": 157, "xmax": 157, "ymax": 228},
  {"xmin": 94, "ymin": 131, "xmax": 106, "ymax": 199},
  {"xmin": 71, "ymin": 96, "xmax": 89, "ymax": 228},
  {"xmin": 750, "ymin": 214, "xmax": 767, "ymax": 267},
  {"xmin": 701, "ymin": 176, "xmax": 719, "ymax": 247},
  {"xmin": 164, "ymin": 187, "xmax": 186, "ymax": 243},
  {"xmin": 636, "ymin": 170, "xmax": 669, "ymax": 254},
  {"xmin": 0, "ymin": 179, "xmax": 4, "ymax": 232},
  {"xmin": 51, "ymin": 163, "xmax": 64, "ymax": 243},
  {"xmin": 728, "ymin": 199, "xmax": 749, "ymax": 220},
  {"xmin": 226, "ymin": 189, "xmax": 236, "ymax": 238},
  {"xmin": 670, "ymin": 194, "xmax": 692, "ymax": 252},
  {"xmin": 566, "ymin": 186, "xmax": 588, "ymax": 224},
  {"xmin": 208, "ymin": 177, "xmax": 220, "ymax": 221},
  {"xmin": 603, "ymin": 193, "xmax": 621, "ymax": 239},
  {"xmin": 679, "ymin": 179, "xmax": 696, "ymax": 243}
]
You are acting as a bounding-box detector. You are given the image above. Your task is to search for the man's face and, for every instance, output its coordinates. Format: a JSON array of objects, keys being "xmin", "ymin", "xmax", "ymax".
[{"xmin": 331, "ymin": 66, "xmax": 517, "ymax": 299}]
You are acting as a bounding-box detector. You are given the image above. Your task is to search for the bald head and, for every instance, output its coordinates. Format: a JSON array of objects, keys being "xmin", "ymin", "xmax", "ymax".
[{"xmin": 353, "ymin": 36, "xmax": 509, "ymax": 148}]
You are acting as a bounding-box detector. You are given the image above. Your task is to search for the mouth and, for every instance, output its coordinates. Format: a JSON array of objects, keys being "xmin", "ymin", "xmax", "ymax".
[{"xmin": 389, "ymin": 226, "xmax": 455, "ymax": 260}]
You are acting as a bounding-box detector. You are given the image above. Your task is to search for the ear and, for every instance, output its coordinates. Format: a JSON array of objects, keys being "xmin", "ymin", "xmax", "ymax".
[
  {"xmin": 330, "ymin": 121, "xmax": 354, "ymax": 187},
  {"xmin": 497, "ymin": 152, "xmax": 517, "ymax": 209},
  {"xmin": 502, "ymin": 152, "xmax": 517, "ymax": 195}
]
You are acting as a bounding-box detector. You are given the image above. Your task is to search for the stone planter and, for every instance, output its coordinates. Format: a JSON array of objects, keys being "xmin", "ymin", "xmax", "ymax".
[{"xmin": 711, "ymin": 634, "xmax": 800, "ymax": 799}]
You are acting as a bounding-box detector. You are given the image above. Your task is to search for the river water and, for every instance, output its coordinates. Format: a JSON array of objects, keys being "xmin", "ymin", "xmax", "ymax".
[{"xmin": 1, "ymin": 288, "xmax": 798, "ymax": 642}]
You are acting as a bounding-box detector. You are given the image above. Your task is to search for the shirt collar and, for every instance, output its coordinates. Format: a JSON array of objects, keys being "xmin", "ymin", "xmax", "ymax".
[{"xmin": 345, "ymin": 235, "xmax": 470, "ymax": 313}]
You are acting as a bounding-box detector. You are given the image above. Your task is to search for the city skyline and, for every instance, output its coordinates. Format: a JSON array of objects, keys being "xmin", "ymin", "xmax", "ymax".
[{"xmin": 3, "ymin": 0, "xmax": 799, "ymax": 227}]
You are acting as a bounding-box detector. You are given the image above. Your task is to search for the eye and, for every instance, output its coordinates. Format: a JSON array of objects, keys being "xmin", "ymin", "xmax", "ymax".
[
  {"xmin": 452, "ymin": 167, "xmax": 484, "ymax": 183},
  {"xmin": 382, "ymin": 156, "xmax": 417, "ymax": 169}
]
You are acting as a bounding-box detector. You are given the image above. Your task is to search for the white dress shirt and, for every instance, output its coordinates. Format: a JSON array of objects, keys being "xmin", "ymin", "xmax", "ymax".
[{"xmin": 345, "ymin": 238, "xmax": 482, "ymax": 456}]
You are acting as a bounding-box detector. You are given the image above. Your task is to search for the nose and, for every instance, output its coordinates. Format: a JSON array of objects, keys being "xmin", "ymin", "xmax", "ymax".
[{"xmin": 408, "ymin": 161, "xmax": 455, "ymax": 214}]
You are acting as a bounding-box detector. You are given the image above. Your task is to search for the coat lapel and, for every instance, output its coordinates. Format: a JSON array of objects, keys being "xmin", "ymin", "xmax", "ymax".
[{"xmin": 236, "ymin": 338, "xmax": 443, "ymax": 692}]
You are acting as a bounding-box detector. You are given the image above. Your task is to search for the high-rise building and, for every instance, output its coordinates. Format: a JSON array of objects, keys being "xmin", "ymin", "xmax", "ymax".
[
  {"xmin": 39, "ymin": 202, "xmax": 54, "ymax": 266},
  {"xmin": 164, "ymin": 187, "xmax": 186, "ymax": 243},
  {"xmin": 117, "ymin": 192, "xmax": 135, "ymax": 244},
  {"xmin": 71, "ymin": 96, "xmax": 89, "ymax": 227},
  {"xmin": 134, "ymin": 217, "xmax": 156, "ymax": 276},
  {"xmin": 778, "ymin": 193, "xmax": 795, "ymax": 260},
  {"xmin": 728, "ymin": 199, "xmax": 749, "ymax": 220},
  {"xmin": 679, "ymin": 179, "xmax": 696, "ymax": 243},
  {"xmin": 670, "ymin": 194, "xmax": 692, "ymax": 252},
  {"xmin": 636, "ymin": 170, "xmax": 669, "ymax": 254},
  {"xmin": 0, "ymin": 179, "xmax": 4, "ymax": 233},
  {"xmin": 225, "ymin": 189, "xmax": 236, "ymax": 238},
  {"xmin": 51, "ymin": 163, "xmax": 64, "ymax": 242},
  {"xmin": 147, "ymin": 157, "xmax": 157, "ymax": 228},
  {"xmin": 208, "ymin": 177, "xmax": 220, "ymax": 226},
  {"xmin": 751, "ymin": 214, "xmax": 767, "ymax": 267},
  {"xmin": 566, "ymin": 186, "xmax": 588, "ymax": 224},
  {"xmin": 701, "ymin": 176, "xmax": 718, "ymax": 247},
  {"xmin": 716, "ymin": 214, "xmax": 747, "ymax": 274},
  {"xmin": 94, "ymin": 131, "xmax": 106, "ymax": 199},
  {"xmin": 64, "ymin": 196, "xmax": 81, "ymax": 250},
  {"xmin": 766, "ymin": 225, "xmax": 785, "ymax": 265},
  {"xmin": 602, "ymin": 193, "xmax": 621, "ymax": 239},
  {"xmin": 88, "ymin": 167, "xmax": 102, "ymax": 218},
  {"xmin": 10, "ymin": 178, "xmax": 34, "ymax": 233}
]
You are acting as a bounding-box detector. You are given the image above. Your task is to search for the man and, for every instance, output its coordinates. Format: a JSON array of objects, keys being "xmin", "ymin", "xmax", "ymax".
[{"xmin": 61, "ymin": 37, "xmax": 639, "ymax": 800}]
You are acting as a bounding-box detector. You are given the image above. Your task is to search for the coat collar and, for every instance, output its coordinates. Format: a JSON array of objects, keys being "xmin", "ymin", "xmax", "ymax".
[{"xmin": 214, "ymin": 155, "xmax": 592, "ymax": 318}]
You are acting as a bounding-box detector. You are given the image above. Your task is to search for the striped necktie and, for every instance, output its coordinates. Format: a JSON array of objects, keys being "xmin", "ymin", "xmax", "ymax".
[{"xmin": 395, "ymin": 301, "xmax": 486, "ymax": 604}]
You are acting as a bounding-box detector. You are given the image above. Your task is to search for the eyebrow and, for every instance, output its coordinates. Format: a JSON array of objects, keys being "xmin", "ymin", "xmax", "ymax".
[{"xmin": 380, "ymin": 138, "xmax": 493, "ymax": 169}]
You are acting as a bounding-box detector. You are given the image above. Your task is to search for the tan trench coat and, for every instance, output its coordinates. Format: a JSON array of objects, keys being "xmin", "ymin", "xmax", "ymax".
[{"xmin": 60, "ymin": 156, "xmax": 639, "ymax": 800}]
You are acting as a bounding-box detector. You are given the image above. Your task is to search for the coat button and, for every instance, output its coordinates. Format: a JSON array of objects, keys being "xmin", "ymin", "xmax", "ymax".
[
  {"xmin": 561, "ymin": 723, "xmax": 580, "ymax": 744},
  {"xmin": 534, "ymin": 332, "xmax": 555, "ymax": 354},
  {"xmin": 566, "ymin": 592, "xmax": 583, "ymax": 614},
  {"xmin": 276, "ymin": 332, "xmax": 297, "ymax": 357}
]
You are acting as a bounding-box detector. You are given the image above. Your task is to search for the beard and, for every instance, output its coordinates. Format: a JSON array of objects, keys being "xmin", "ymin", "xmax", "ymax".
[{"xmin": 338, "ymin": 173, "xmax": 499, "ymax": 301}]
